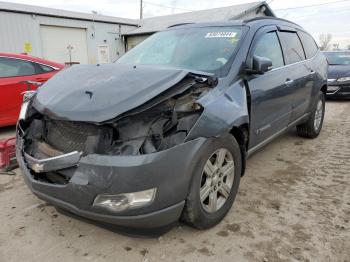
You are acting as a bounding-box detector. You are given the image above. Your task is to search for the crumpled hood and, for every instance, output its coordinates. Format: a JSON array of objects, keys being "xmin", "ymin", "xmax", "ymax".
[
  {"xmin": 33, "ymin": 63, "xmax": 193, "ymax": 122},
  {"xmin": 328, "ymin": 65, "xmax": 350, "ymax": 79}
]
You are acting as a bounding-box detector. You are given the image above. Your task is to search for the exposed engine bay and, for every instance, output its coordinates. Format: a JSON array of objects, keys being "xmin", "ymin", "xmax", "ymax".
[{"xmin": 20, "ymin": 74, "xmax": 216, "ymax": 158}]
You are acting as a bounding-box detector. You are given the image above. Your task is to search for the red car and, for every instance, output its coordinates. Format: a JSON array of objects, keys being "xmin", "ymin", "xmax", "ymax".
[{"xmin": 0, "ymin": 53, "xmax": 64, "ymax": 127}]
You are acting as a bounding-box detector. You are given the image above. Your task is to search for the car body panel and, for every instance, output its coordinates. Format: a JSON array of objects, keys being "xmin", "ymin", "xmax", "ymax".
[
  {"xmin": 328, "ymin": 64, "xmax": 350, "ymax": 79},
  {"xmin": 326, "ymin": 65, "xmax": 350, "ymax": 98},
  {"xmin": 17, "ymin": 135, "xmax": 207, "ymax": 225},
  {"xmin": 247, "ymin": 66, "xmax": 294, "ymax": 147},
  {"xmin": 288, "ymin": 61, "xmax": 315, "ymax": 121},
  {"xmin": 0, "ymin": 53, "xmax": 64, "ymax": 127},
  {"xmin": 16, "ymin": 18, "xmax": 328, "ymax": 231},
  {"xmin": 323, "ymin": 51, "xmax": 350, "ymax": 98},
  {"xmin": 186, "ymin": 79, "xmax": 249, "ymax": 141},
  {"xmin": 33, "ymin": 63, "xmax": 212, "ymax": 122}
]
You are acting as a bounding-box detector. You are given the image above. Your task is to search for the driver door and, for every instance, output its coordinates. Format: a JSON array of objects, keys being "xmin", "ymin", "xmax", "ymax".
[{"xmin": 246, "ymin": 26, "xmax": 294, "ymax": 148}]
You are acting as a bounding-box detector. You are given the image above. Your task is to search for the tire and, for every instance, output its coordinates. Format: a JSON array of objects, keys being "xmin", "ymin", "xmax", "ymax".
[
  {"xmin": 181, "ymin": 134, "xmax": 242, "ymax": 229},
  {"xmin": 296, "ymin": 91, "xmax": 325, "ymax": 139}
]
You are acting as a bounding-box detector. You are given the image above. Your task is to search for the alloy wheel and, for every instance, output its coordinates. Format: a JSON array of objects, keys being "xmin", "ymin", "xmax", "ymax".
[
  {"xmin": 199, "ymin": 148, "xmax": 235, "ymax": 213},
  {"xmin": 314, "ymin": 99, "xmax": 323, "ymax": 131}
]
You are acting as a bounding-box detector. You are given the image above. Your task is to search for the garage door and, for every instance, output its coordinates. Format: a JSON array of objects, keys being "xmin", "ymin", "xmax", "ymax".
[
  {"xmin": 40, "ymin": 25, "xmax": 88, "ymax": 64},
  {"xmin": 127, "ymin": 35, "xmax": 150, "ymax": 50}
]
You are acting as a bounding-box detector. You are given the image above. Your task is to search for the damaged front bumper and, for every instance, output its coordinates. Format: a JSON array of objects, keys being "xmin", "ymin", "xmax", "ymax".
[
  {"xmin": 16, "ymin": 135, "xmax": 206, "ymax": 229},
  {"xmin": 24, "ymin": 151, "xmax": 81, "ymax": 173}
]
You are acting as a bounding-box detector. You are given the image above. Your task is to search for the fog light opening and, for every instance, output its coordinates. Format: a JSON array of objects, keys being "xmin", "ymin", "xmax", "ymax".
[
  {"xmin": 93, "ymin": 188, "xmax": 156, "ymax": 212},
  {"xmin": 327, "ymin": 86, "xmax": 339, "ymax": 93}
]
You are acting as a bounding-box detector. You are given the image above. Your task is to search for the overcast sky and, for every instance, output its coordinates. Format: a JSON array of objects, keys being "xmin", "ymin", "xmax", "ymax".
[{"xmin": 2, "ymin": 0, "xmax": 350, "ymax": 48}]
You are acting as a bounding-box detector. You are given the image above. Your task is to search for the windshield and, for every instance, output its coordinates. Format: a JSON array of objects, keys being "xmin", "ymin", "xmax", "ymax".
[
  {"xmin": 324, "ymin": 52, "xmax": 350, "ymax": 65},
  {"xmin": 117, "ymin": 26, "xmax": 243, "ymax": 76}
]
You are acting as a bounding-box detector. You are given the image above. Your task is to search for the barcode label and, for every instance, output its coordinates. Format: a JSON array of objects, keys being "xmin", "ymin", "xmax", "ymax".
[{"xmin": 205, "ymin": 32, "xmax": 237, "ymax": 38}]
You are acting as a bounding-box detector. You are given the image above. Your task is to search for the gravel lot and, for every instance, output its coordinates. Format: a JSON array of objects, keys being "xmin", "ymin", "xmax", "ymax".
[{"xmin": 0, "ymin": 101, "xmax": 349, "ymax": 262}]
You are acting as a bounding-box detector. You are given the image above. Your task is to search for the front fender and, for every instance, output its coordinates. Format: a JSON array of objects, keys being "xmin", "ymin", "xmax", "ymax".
[{"xmin": 186, "ymin": 80, "xmax": 249, "ymax": 141}]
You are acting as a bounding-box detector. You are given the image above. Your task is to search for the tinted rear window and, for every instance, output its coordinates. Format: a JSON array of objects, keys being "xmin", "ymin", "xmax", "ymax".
[
  {"xmin": 279, "ymin": 32, "xmax": 306, "ymax": 65},
  {"xmin": 299, "ymin": 31, "xmax": 318, "ymax": 59},
  {"xmin": 36, "ymin": 63, "xmax": 55, "ymax": 73}
]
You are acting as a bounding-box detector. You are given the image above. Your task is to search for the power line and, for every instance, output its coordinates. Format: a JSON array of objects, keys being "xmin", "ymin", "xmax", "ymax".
[
  {"xmin": 287, "ymin": 8, "xmax": 350, "ymax": 20},
  {"xmin": 143, "ymin": 0, "xmax": 350, "ymax": 14},
  {"xmin": 275, "ymin": 0, "xmax": 350, "ymax": 11},
  {"xmin": 142, "ymin": 0, "xmax": 350, "ymax": 17},
  {"xmin": 143, "ymin": 1, "xmax": 195, "ymax": 12}
]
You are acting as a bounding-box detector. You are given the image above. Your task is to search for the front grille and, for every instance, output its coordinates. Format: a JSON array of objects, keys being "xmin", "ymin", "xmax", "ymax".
[{"xmin": 46, "ymin": 120, "xmax": 100, "ymax": 153}]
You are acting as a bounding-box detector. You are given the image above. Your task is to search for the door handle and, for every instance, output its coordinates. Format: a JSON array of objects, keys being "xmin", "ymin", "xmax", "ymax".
[
  {"xmin": 309, "ymin": 70, "xmax": 316, "ymax": 75},
  {"xmin": 19, "ymin": 80, "xmax": 43, "ymax": 91},
  {"xmin": 19, "ymin": 80, "xmax": 42, "ymax": 86},
  {"xmin": 285, "ymin": 79, "xmax": 294, "ymax": 85}
]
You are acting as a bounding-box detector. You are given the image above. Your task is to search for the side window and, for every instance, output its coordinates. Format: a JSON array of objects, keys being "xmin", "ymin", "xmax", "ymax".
[
  {"xmin": 253, "ymin": 32, "xmax": 284, "ymax": 69},
  {"xmin": 298, "ymin": 31, "xmax": 318, "ymax": 59},
  {"xmin": 35, "ymin": 63, "xmax": 55, "ymax": 74},
  {"xmin": 279, "ymin": 32, "xmax": 306, "ymax": 64},
  {"xmin": 0, "ymin": 57, "xmax": 36, "ymax": 78}
]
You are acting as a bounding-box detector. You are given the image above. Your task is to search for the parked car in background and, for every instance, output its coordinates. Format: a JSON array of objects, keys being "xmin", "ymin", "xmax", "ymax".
[
  {"xmin": 0, "ymin": 53, "xmax": 64, "ymax": 127},
  {"xmin": 17, "ymin": 18, "xmax": 327, "ymax": 233},
  {"xmin": 323, "ymin": 51, "xmax": 350, "ymax": 98}
]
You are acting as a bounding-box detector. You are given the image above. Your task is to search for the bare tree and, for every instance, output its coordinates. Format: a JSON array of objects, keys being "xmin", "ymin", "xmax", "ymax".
[
  {"xmin": 319, "ymin": 34, "xmax": 332, "ymax": 51},
  {"xmin": 333, "ymin": 43, "xmax": 340, "ymax": 50}
]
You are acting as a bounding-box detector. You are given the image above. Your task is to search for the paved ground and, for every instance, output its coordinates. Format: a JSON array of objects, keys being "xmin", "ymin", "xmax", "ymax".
[{"xmin": 0, "ymin": 101, "xmax": 349, "ymax": 262}]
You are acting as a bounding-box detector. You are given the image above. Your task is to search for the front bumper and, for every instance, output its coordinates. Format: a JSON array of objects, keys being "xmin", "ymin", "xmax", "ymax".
[
  {"xmin": 326, "ymin": 83, "xmax": 350, "ymax": 98},
  {"xmin": 17, "ymin": 136, "xmax": 207, "ymax": 228}
]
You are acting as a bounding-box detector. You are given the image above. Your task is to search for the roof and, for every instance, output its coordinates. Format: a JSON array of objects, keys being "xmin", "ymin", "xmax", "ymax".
[
  {"xmin": 0, "ymin": 1, "xmax": 138, "ymax": 26},
  {"xmin": 154, "ymin": 17, "xmax": 303, "ymax": 38},
  {"xmin": 124, "ymin": 1, "xmax": 275, "ymax": 36}
]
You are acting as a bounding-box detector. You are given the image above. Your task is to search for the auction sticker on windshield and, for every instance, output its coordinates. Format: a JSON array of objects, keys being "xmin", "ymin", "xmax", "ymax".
[{"xmin": 205, "ymin": 32, "xmax": 237, "ymax": 38}]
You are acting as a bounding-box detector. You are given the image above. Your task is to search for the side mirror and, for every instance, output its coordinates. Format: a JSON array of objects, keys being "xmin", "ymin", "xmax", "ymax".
[{"xmin": 247, "ymin": 55, "xmax": 273, "ymax": 75}]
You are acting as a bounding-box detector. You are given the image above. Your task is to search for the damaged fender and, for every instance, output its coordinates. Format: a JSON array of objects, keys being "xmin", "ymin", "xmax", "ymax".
[{"xmin": 186, "ymin": 79, "xmax": 249, "ymax": 141}]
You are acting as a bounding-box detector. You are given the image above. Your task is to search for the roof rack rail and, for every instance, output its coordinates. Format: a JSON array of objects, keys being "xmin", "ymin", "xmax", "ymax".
[
  {"xmin": 167, "ymin": 23, "xmax": 195, "ymax": 28},
  {"xmin": 244, "ymin": 16, "xmax": 300, "ymax": 27}
]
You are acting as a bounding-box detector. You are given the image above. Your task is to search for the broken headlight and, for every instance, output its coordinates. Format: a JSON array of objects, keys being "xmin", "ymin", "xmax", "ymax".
[
  {"xmin": 106, "ymin": 85, "xmax": 207, "ymax": 156},
  {"xmin": 19, "ymin": 91, "xmax": 36, "ymax": 121}
]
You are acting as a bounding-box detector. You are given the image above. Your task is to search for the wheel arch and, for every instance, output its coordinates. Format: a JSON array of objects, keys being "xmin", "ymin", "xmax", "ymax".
[{"xmin": 230, "ymin": 124, "xmax": 249, "ymax": 176}]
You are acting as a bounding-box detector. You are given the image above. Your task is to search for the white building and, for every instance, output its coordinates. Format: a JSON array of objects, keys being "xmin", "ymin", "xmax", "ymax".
[{"xmin": 0, "ymin": 1, "xmax": 138, "ymax": 64}]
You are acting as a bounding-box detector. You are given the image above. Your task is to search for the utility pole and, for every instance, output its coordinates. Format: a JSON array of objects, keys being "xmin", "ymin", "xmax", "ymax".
[{"xmin": 140, "ymin": 0, "xmax": 143, "ymax": 19}]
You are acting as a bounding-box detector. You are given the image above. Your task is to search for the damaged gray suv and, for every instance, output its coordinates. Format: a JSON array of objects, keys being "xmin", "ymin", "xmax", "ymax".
[{"xmin": 17, "ymin": 18, "xmax": 327, "ymax": 232}]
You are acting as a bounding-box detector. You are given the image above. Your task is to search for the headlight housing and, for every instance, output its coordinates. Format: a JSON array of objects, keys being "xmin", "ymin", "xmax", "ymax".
[
  {"xmin": 337, "ymin": 76, "xmax": 350, "ymax": 82},
  {"xmin": 19, "ymin": 91, "xmax": 36, "ymax": 120},
  {"xmin": 93, "ymin": 188, "xmax": 156, "ymax": 212}
]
